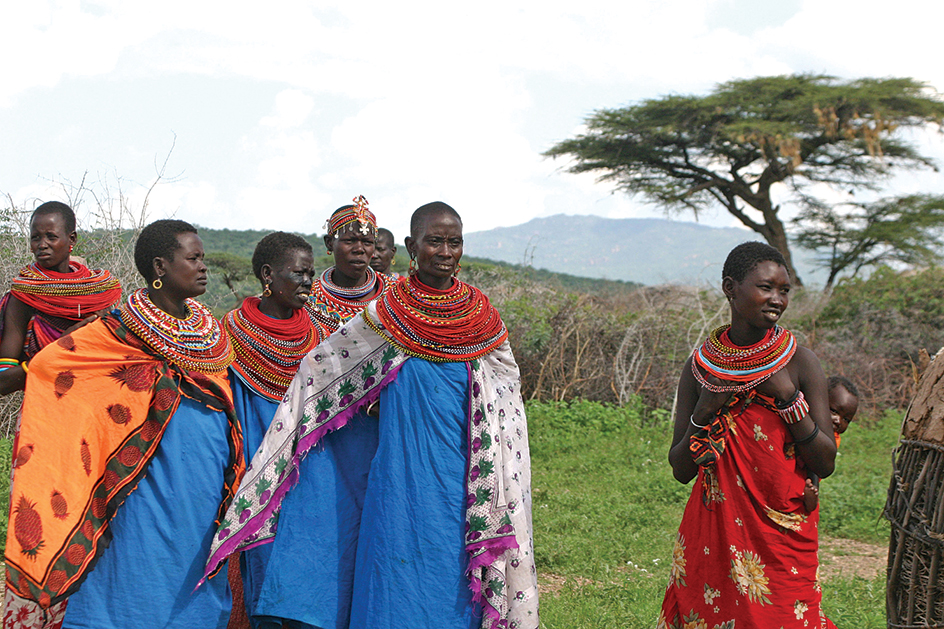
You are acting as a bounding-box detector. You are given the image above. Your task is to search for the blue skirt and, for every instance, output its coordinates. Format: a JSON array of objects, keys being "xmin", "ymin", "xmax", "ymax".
[
  {"xmin": 252, "ymin": 358, "xmax": 480, "ymax": 629},
  {"xmin": 62, "ymin": 396, "xmax": 232, "ymax": 629}
]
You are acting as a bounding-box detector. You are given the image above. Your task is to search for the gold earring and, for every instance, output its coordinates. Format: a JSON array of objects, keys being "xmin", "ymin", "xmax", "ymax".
[
  {"xmin": 263, "ymin": 282, "xmax": 272, "ymax": 297},
  {"xmin": 391, "ymin": 256, "xmax": 396, "ymax": 265},
  {"xmin": 152, "ymin": 278, "xmax": 163, "ymax": 290}
]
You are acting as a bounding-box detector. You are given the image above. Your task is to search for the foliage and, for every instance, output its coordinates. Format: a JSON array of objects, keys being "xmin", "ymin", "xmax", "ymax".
[
  {"xmin": 205, "ymin": 251, "xmax": 253, "ymax": 300},
  {"xmin": 794, "ymin": 194, "xmax": 944, "ymax": 290},
  {"xmin": 546, "ymin": 74, "xmax": 944, "ymax": 284}
]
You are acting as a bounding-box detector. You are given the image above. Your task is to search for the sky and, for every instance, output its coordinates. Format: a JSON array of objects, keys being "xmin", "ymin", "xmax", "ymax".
[{"xmin": 3, "ymin": 0, "xmax": 944, "ymax": 246}]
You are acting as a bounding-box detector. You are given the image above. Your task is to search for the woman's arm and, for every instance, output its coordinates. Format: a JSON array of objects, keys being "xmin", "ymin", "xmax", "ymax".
[
  {"xmin": 668, "ymin": 356, "xmax": 731, "ymax": 484},
  {"xmin": 756, "ymin": 348, "xmax": 836, "ymax": 478},
  {"xmin": 0, "ymin": 296, "xmax": 33, "ymax": 394}
]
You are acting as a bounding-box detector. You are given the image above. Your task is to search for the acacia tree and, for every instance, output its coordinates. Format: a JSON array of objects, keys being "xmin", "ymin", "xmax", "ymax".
[
  {"xmin": 546, "ymin": 74, "xmax": 944, "ymax": 285},
  {"xmin": 793, "ymin": 194, "xmax": 944, "ymax": 290}
]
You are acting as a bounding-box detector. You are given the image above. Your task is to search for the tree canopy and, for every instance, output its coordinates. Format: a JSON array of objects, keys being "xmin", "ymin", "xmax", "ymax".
[{"xmin": 545, "ymin": 74, "xmax": 944, "ymax": 285}]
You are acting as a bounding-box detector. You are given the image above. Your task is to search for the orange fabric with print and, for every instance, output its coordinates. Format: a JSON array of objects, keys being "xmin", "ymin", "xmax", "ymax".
[
  {"xmin": 3, "ymin": 316, "xmax": 239, "ymax": 609},
  {"xmin": 659, "ymin": 394, "xmax": 829, "ymax": 629}
]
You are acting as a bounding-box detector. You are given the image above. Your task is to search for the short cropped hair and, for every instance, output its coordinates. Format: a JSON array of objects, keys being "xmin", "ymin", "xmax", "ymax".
[
  {"xmin": 32, "ymin": 201, "xmax": 76, "ymax": 234},
  {"xmin": 252, "ymin": 231, "xmax": 313, "ymax": 281},
  {"xmin": 409, "ymin": 202, "xmax": 462, "ymax": 240},
  {"xmin": 134, "ymin": 219, "xmax": 198, "ymax": 282},
  {"xmin": 722, "ymin": 241, "xmax": 788, "ymax": 282},
  {"xmin": 827, "ymin": 375, "xmax": 859, "ymax": 399},
  {"xmin": 376, "ymin": 227, "xmax": 396, "ymax": 248}
]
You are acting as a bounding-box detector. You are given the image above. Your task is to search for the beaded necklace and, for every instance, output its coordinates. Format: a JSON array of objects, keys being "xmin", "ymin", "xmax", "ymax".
[
  {"xmin": 320, "ymin": 267, "xmax": 378, "ymax": 300},
  {"xmin": 692, "ymin": 324, "xmax": 796, "ymax": 393},
  {"xmin": 366, "ymin": 275, "xmax": 507, "ymax": 362},
  {"xmin": 11, "ymin": 261, "xmax": 121, "ymax": 320},
  {"xmin": 119, "ymin": 289, "xmax": 233, "ymax": 373},
  {"xmin": 306, "ymin": 269, "xmax": 391, "ymax": 337},
  {"xmin": 224, "ymin": 297, "xmax": 319, "ymax": 400}
]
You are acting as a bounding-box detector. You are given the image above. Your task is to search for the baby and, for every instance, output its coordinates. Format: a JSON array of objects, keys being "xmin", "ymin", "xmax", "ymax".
[{"xmin": 803, "ymin": 376, "xmax": 860, "ymax": 511}]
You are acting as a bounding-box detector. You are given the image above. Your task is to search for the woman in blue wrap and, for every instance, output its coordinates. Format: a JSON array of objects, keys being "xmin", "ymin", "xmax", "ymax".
[
  {"xmin": 205, "ymin": 202, "xmax": 539, "ymax": 629},
  {"xmin": 222, "ymin": 232, "xmax": 317, "ymax": 627}
]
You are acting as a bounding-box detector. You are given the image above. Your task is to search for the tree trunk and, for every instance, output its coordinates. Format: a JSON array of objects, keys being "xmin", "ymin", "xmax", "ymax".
[{"xmin": 764, "ymin": 218, "xmax": 804, "ymax": 287}]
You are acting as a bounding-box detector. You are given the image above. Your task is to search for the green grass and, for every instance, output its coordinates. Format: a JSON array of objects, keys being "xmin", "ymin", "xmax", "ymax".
[
  {"xmin": 0, "ymin": 402, "xmax": 898, "ymax": 627},
  {"xmin": 529, "ymin": 400, "xmax": 898, "ymax": 628}
]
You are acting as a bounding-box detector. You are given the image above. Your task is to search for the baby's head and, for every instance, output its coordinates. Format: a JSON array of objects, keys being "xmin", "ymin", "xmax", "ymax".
[{"xmin": 827, "ymin": 376, "xmax": 859, "ymax": 435}]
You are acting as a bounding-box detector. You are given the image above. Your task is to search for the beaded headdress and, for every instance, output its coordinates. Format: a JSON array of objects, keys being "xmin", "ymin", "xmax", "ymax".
[{"xmin": 325, "ymin": 195, "xmax": 376, "ymax": 237}]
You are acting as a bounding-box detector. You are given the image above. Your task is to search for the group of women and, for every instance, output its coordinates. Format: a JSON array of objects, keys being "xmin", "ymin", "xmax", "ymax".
[
  {"xmin": 0, "ymin": 198, "xmax": 538, "ymax": 629},
  {"xmin": 0, "ymin": 196, "xmax": 838, "ymax": 629}
]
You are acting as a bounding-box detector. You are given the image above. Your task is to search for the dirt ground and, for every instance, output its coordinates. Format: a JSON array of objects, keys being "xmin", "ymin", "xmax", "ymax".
[{"xmin": 539, "ymin": 536, "xmax": 887, "ymax": 596}]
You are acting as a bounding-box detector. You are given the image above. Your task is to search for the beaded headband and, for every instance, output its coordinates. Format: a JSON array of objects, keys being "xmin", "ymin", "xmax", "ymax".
[{"xmin": 325, "ymin": 195, "xmax": 377, "ymax": 237}]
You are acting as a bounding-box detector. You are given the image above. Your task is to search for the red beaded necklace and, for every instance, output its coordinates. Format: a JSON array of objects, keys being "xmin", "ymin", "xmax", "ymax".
[
  {"xmin": 367, "ymin": 275, "xmax": 507, "ymax": 362},
  {"xmin": 692, "ymin": 324, "xmax": 796, "ymax": 393}
]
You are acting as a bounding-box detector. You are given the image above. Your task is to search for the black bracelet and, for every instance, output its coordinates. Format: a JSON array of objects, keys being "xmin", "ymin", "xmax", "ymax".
[
  {"xmin": 776, "ymin": 389, "xmax": 801, "ymax": 410},
  {"xmin": 793, "ymin": 423, "xmax": 820, "ymax": 446}
]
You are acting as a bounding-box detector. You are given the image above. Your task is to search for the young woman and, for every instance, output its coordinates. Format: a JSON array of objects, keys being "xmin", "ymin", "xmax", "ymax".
[
  {"xmin": 660, "ymin": 241, "xmax": 837, "ymax": 629},
  {"xmin": 4, "ymin": 220, "xmax": 243, "ymax": 629},
  {"xmin": 206, "ymin": 202, "xmax": 539, "ymax": 629},
  {"xmin": 0, "ymin": 201, "xmax": 121, "ymax": 395}
]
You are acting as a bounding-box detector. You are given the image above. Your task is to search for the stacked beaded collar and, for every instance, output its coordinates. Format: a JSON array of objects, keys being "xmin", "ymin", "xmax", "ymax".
[
  {"xmin": 119, "ymin": 288, "xmax": 233, "ymax": 373},
  {"xmin": 366, "ymin": 275, "xmax": 507, "ymax": 362},
  {"xmin": 11, "ymin": 262, "xmax": 121, "ymax": 320},
  {"xmin": 224, "ymin": 297, "xmax": 318, "ymax": 400},
  {"xmin": 306, "ymin": 269, "xmax": 391, "ymax": 335},
  {"xmin": 320, "ymin": 267, "xmax": 379, "ymax": 301},
  {"xmin": 692, "ymin": 324, "xmax": 796, "ymax": 393}
]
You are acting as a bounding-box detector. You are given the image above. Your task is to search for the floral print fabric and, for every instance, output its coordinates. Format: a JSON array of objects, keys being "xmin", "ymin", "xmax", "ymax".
[{"xmin": 660, "ymin": 395, "xmax": 829, "ymax": 629}]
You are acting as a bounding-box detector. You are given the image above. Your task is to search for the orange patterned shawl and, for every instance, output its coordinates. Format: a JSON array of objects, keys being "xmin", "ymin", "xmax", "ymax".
[{"xmin": 3, "ymin": 314, "xmax": 244, "ymax": 610}]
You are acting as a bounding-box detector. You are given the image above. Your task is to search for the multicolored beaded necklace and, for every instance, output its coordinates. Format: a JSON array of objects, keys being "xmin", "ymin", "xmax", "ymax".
[
  {"xmin": 11, "ymin": 261, "xmax": 121, "ymax": 320},
  {"xmin": 306, "ymin": 269, "xmax": 392, "ymax": 337},
  {"xmin": 119, "ymin": 289, "xmax": 233, "ymax": 373},
  {"xmin": 692, "ymin": 324, "xmax": 796, "ymax": 393},
  {"xmin": 320, "ymin": 267, "xmax": 378, "ymax": 301},
  {"xmin": 366, "ymin": 275, "xmax": 507, "ymax": 362},
  {"xmin": 224, "ymin": 296, "xmax": 319, "ymax": 401}
]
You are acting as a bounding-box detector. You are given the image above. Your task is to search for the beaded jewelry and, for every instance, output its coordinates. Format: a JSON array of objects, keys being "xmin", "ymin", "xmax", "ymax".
[
  {"xmin": 366, "ymin": 275, "xmax": 507, "ymax": 362},
  {"xmin": 225, "ymin": 297, "xmax": 318, "ymax": 400},
  {"xmin": 119, "ymin": 289, "xmax": 233, "ymax": 373},
  {"xmin": 692, "ymin": 324, "xmax": 796, "ymax": 393},
  {"xmin": 320, "ymin": 267, "xmax": 378, "ymax": 301},
  {"xmin": 0, "ymin": 358, "xmax": 20, "ymax": 373},
  {"xmin": 776, "ymin": 389, "xmax": 810, "ymax": 425},
  {"xmin": 325, "ymin": 195, "xmax": 376, "ymax": 237},
  {"xmin": 306, "ymin": 270, "xmax": 393, "ymax": 337},
  {"xmin": 10, "ymin": 261, "xmax": 121, "ymax": 321}
]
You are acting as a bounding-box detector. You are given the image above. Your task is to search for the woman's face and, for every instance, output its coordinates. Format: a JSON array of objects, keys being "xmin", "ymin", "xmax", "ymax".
[
  {"xmin": 156, "ymin": 233, "xmax": 208, "ymax": 300},
  {"xmin": 409, "ymin": 212, "xmax": 463, "ymax": 290},
  {"xmin": 327, "ymin": 224, "xmax": 376, "ymax": 284},
  {"xmin": 30, "ymin": 212, "xmax": 75, "ymax": 272},
  {"xmin": 262, "ymin": 248, "xmax": 315, "ymax": 311},
  {"xmin": 725, "ymin": 260, "xmax": 790, "ymax": 332},
  {"xmin": 370, "ymin": 234, "xmax": 396, "ymax": 274}
]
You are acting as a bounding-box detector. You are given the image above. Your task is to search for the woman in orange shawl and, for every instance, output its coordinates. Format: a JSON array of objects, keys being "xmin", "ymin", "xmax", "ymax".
[
  {"xmin": 660, "ymin": 242, "xmax": 837, "ymax": 629},
  {"xmin": 3, "ymin": 219, "xmax": 243, "ymax": 629},
  {"xmin": 0, "ymin": 202, "xmax": 121, "ymax": 395}
]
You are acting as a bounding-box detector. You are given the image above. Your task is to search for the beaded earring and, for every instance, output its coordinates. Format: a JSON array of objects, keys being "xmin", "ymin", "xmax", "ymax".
[
  {"xmin": 454, "ymin": 262, "xmax": 462, "ymax": 276},
  {"xmin": 408, "ymin": 258, "xmax": 417, "ymax": 275},
  {"xmin": 263, "ymin": 282, "xmax": 272, "ymax": 297},
  {"xmin": 152, "ymin": 278, "xmax": 163, "ymax": 290}
]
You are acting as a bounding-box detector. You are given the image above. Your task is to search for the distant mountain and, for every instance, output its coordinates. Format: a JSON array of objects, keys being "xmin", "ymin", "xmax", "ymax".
[{"xmin": 463, "ymin": 215, "xmax": 826, "ymax": 286}]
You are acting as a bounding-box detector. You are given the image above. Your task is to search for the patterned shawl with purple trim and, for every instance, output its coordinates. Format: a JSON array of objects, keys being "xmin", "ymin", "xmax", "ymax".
[{"xmin": 204, "ymin": 302, "xmax": 538, "ymax": 629}]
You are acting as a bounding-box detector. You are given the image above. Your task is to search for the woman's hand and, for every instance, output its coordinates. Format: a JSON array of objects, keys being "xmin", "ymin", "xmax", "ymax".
[
  {"xmin": 63, "ymin": 313, "xmax": 102, "ymax": 336},
  {"xmin": 691, "ymin": 370, "xmax": 734, "ymax": 426}
]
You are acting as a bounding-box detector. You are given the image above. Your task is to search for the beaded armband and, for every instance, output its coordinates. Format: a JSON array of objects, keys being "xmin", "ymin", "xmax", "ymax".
[{"xmin": 776, "ymin": 389, "xmax": 809, "ymax": 425}]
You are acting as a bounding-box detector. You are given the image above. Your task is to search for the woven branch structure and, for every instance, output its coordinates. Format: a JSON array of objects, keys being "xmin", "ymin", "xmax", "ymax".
[{"xmin": 885, "ymin": 348, "xmax": 944, "ymax": 628}]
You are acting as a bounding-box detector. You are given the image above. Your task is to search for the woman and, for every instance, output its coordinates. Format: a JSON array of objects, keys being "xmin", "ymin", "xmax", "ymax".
[
  {"xmin": 222, "ymin": 231, "xmax": 317, "ymax": 625},
  {"xmin": 369, "ymin": 227, "xmax": 398, "ymax": 277},
  {"xmin": 306, "ymin": 196, "xmax": 391, "ymax": 338},
  {"xmin": 659, "ymin": 242, "xmax": 837, "ymax": 629},
  {"xmin": 3, "ymin": 220, "xmax": 244, "ymax": 629},
  {"xmin": 205, "ymin": 202, "xmax": 539, "ymax": 629},
  {"xmin": 0, "ymin": 201, "xmax": 121, "ymax": 395}
]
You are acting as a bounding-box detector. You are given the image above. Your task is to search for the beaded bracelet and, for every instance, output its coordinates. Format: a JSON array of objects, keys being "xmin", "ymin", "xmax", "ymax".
[
  {"xmin": 776, "ymin": 389, "xmax": 809, "ymax": 425},
  {"xmin": 793, "ymin": 423, "xmax": 820, "ymax": 446}
]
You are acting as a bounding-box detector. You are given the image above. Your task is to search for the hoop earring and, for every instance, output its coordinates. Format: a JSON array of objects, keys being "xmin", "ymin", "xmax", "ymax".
[
  {"xmin": 152, "ymin": 278, "xmax": 163, "ymax": 290},
  {"xmin": 454, "ymin": 262, "xmax": 462, "ymax": 277},
  {"xmin": 391, "ymin": 256, "xmax": 396, "ymax": 265},
  {"xmin": 263, "ymin": 282, "xmax": 272, "ymax": 297},
  {"xmin": 408, "ymin": 258, "xmax": 417, "ymax": 275}
]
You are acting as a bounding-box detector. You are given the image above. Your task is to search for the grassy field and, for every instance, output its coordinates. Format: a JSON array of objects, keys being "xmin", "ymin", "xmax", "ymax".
[
  {"xmin": 528, "ymin": 400, "xmax": 898, "ymax": 629},
  {"xmin": 0, "ymin": 400, "xmax": 898, "ymax": 627}
]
